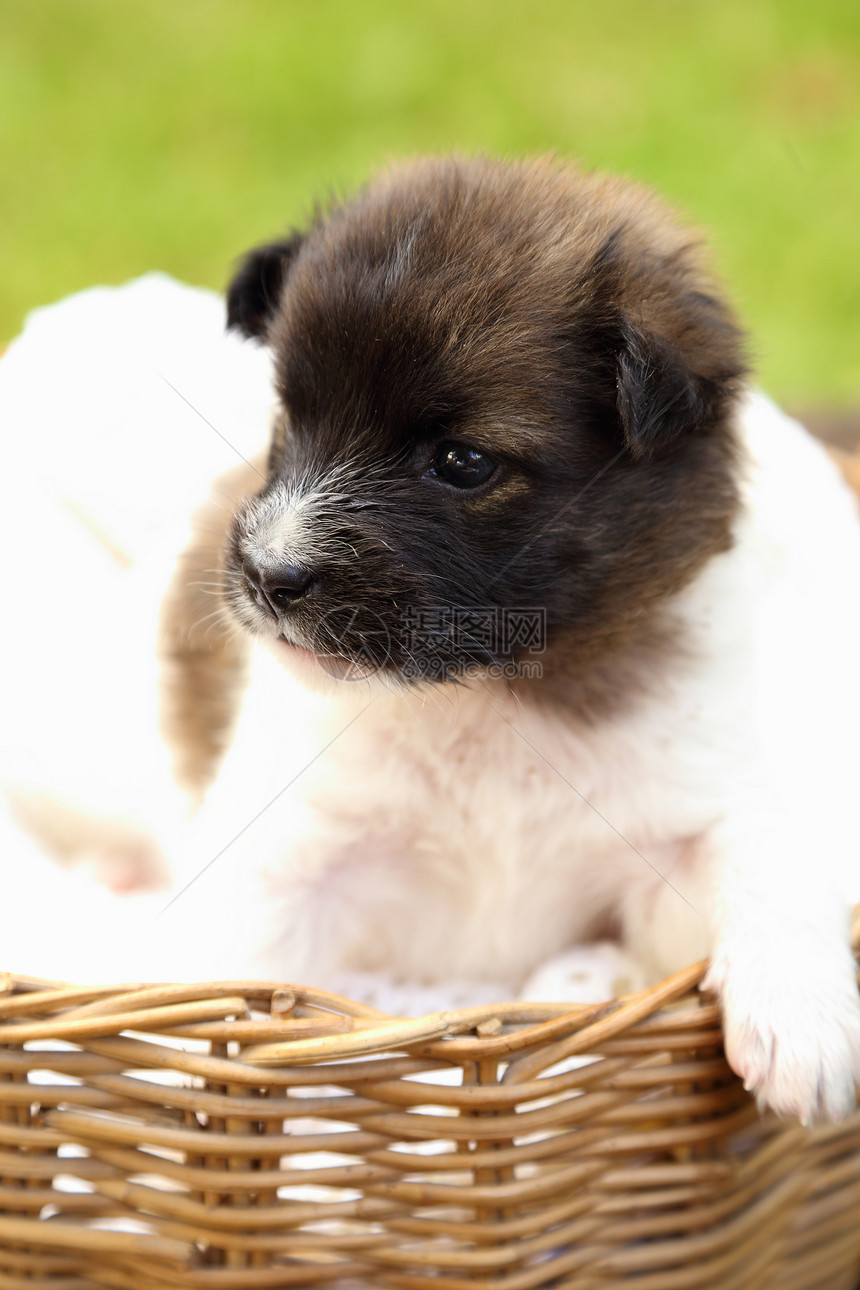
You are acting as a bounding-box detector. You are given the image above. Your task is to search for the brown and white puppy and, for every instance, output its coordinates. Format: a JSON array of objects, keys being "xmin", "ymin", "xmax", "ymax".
[
  {"xmin": 209, "ymin": 156, "xmax": 860, "ymax": 1123},
  {"xmin": 3, "ymin": 157, "xmax": 860, "ymax": 1124}
]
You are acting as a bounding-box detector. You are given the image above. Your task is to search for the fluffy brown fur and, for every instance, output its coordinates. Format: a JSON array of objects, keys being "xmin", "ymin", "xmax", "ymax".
[
  {"xmin": 157, "ymin": 459, "xmax": 260, "ymax": 796},
  {"xmin": 220, "ymin": 156, "xmax": 747, "ymax": 690}
]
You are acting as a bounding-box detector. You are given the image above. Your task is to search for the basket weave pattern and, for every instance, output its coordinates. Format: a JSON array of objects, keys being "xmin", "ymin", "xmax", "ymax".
[{"xmin": 2, "ymin": 947, "xmax": 860, "ymax": 1290}]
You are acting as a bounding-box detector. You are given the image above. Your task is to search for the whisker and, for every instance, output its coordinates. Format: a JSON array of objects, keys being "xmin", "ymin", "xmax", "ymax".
[{"xmin": 188, "ymin": 606, "xmax": 233, "ymax": 635}]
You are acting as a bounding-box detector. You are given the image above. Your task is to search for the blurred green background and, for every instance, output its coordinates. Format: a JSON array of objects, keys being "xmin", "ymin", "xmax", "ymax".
[{"xmin": 2, "ymin": 0, "xmax": 858, "ymax": 409}]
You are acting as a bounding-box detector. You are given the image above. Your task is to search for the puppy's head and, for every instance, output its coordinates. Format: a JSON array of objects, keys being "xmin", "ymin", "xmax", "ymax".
[{"xmin": 223, "ymin": 156, "xmax": 746, "ymax": 687}]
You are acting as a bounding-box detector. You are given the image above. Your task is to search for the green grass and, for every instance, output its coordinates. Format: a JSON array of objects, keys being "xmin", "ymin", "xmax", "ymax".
[{"xmin": 2, "ymin": 0, "xmax": 859, "ymax": 406}]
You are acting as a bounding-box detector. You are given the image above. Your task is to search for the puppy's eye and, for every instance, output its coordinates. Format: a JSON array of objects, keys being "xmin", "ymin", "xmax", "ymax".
[{"xmin": 431, "ymin": 442, "xmax": 497, "ymax": 489}]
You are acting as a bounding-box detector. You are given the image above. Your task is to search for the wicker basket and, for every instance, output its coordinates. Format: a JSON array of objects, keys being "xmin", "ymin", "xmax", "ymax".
[{"xmin": 2, "ymin": 923, "xmax": 860, "ymax": 1290}]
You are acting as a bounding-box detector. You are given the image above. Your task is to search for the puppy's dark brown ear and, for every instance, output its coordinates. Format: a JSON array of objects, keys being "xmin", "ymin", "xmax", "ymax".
[
  {"xmin": 226, "ymin": 233, "xmax": 305, "ymax": 340},
  {"xmin": 615, "ymin": 313, "xmax": 745, "ymax": 461}
]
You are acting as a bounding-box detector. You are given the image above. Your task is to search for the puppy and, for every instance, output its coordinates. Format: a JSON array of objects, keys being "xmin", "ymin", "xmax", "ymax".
[
  {"xmin": 4, "ymin": 156, "xmax": 860, "ymax": 1126},
  {"xmin": 206, "ymin": 154, "xmax": 860, "ymax": 1123}
]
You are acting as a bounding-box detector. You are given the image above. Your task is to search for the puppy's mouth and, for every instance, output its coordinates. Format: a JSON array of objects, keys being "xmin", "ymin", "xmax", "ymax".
[
  {"xmin": 233, "ymin": 572, "xmax": 509, "ymax": 687},
  {"xmin": 225, "ymin": 514, "xmax": 515, "ymax": 685},
  {"xmin": 274, "ymin": 634, "xmax": 380, "ymax": 683}
]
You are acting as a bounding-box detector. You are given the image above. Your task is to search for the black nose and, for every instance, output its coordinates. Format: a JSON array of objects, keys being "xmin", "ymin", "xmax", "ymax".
[{"xmin": 242, "ymin": 559, "xmax": 317, "ymax": 617}]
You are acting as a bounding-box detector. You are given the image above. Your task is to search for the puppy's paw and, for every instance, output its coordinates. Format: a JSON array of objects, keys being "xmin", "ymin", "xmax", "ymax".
[{"xmin": 703, "ymin": 949, "xmax": 860, "ymax": 1125}]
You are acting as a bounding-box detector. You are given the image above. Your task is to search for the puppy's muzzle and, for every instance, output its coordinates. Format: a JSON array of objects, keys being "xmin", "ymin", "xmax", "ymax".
[{"xmin": 241, "ymin": 558, "xmax": 317, "ymax": 620}]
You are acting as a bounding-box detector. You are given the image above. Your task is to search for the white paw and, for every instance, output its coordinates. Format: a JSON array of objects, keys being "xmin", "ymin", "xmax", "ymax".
[{"xmin": 703, "ymin": 950, "xmax": 860, "ymax": 1125}]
